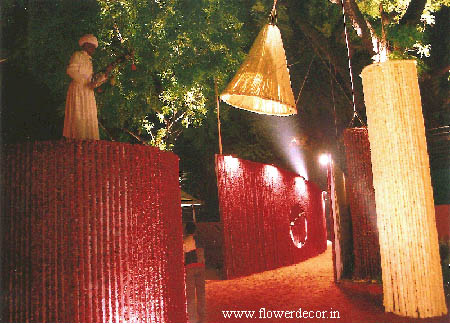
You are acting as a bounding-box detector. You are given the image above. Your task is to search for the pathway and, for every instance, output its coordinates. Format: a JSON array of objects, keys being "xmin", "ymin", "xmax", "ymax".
[{"xmin": 205, "ymin": 245, "xmax": 449, "ymax": 322}]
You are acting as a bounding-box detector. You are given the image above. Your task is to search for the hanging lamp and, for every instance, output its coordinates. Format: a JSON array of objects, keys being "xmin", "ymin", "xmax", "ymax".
[
  {"xmin": 220, "ymin": 8, "xmax": 296, "ymax": 116},
  {"xmin": 361, "ymin": 60, "xmax": 447, "ymax": 318}
]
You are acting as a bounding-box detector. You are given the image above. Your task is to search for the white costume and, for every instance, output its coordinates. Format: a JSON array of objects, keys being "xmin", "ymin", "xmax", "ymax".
[{"xmin": 63, "ymin": 35, "xmax": 106, "ymax": 140}]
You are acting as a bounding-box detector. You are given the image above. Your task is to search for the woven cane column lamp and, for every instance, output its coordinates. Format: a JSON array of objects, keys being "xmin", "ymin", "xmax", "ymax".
[
  {"xmin": 361, "ymin": 60, "xmax": 447, "ymax": 318},
  {"xmin": 220, "ymin": 23, "xmax": 296, "ymax": 116}
]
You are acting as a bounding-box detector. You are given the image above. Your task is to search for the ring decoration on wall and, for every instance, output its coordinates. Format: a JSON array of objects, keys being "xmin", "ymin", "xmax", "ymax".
[
  {"xmin": 216, "ymin": 154, "xmax": 327, "ymax": 279},
  {"xmin": 290, "ymin": 211, "xmax": 307, "ymax": 248}
]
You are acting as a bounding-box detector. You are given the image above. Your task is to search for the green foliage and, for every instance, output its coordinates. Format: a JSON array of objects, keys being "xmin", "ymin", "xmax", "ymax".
[
  {"xmin": 385, "ymin": 23, "xmax": 423, "ymax": 49},
  {"xmin": 3, "ymin": 0, "xmax": 100, "ymax": 103},
  {"xmin": 3, "ymin": 0, "xmax": 449, "ymax": 224},
  {"xmin": 2, "ymin": 0, "xmax": 253, "ymax": 148},
  {"xmin": 357, "ymin": 0, "xmax": 448, "ymax": 21},
  {"xmin": 1, "ymin": 0, "xmax": 102, "ymax": 141},
  {"xmin": 356, "ymin": 0, "xmax": 449, "ymax": 62},
  {"xmin": 94, "ymin": 0, "xmax": 251, "ymax": 149}
]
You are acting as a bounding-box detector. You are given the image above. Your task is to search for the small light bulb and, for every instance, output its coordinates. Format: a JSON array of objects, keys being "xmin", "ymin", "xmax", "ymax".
[{"xmin": 319, "ymin": 154, "xmax": 330, "ymax": 166}]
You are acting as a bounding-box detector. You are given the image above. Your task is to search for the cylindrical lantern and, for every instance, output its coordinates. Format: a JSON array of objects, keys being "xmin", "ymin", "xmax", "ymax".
[
  {"xmin": 220, "ymin": 24, "xmax": 297, "ymax": 116},
  {"xmin": 361, "ymin": 60, "xmax": 447, "ymax": 318},
  {"xmin": 343, "ymin": 127, "xmax": 381, "ymax": 280}
]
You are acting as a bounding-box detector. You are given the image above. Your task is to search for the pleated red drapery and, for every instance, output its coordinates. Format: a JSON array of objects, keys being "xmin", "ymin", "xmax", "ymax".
[
  {"xmin": 2, "ymin": 139, "xmax": 186, "ymax": 323},
  {"xmin": 216, "ymin": 155, "xmax": 327, "ymax": 279}
]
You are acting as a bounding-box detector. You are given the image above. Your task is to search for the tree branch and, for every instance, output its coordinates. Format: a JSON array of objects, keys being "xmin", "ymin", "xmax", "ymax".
[
  {"xmin": 422, "ymin": 65, "xmax": 450, "ymax": 80},
  {"xmin": 293, "ymin": 18, "xmax": 348, "ymax": 82},
  {"xmin": 166, "ymin": 110, "xmax": 186, "ymax": 133},
  {"xmin": 400, "ymin": 0, "xmax": 427, "ymax": 25},
  {"xmin": 98, "ymin": 120, "xmax": 116, "ymax": 141},
  {"xmin": 122, "ymin": 128, "xmax": 146, "ymax": 144},
  {"xmin": 339, "ymin": 0, "xmax": 377, "ymax": 57},
  {"xmin": 313, "ymin": 52, "xmax": 354, "ymax": 107}
]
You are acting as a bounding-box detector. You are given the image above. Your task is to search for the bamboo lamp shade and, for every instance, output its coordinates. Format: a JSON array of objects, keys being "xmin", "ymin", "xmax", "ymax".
[
  {"xmin": 361, "ymin": 60, "xmax": 447, "ymax": 318},
  {"xmin": 220, "ymin": 24, "xmax": 297, "ymax": 116}
]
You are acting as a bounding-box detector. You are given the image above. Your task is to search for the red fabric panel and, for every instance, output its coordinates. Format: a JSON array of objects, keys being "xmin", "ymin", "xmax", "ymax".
[
  {"xmin": 215, "ymin": 155, "xmax": 327, "ymax": 279},
  {"xmin": 343, "ymin": 127, "xmax": 381, "ymax": 279},
  {"xmin": 435, "ymin": 205, "xmax": 450, "ymax": 241},
  {"xmin": 1, "ymin": 139, "xmax": 186, "ymax": 323}
]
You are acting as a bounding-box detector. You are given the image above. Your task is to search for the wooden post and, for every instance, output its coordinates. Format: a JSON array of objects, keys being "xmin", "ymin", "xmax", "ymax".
[{"xmin": 215, "ymin": 79, "xmax": 223, "ymax": 155}]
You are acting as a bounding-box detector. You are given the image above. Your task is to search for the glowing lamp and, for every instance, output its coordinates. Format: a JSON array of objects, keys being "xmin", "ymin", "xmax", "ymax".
[
  {"xmin": 220, "ymin": 24, "xmax": 296, "ymax": 116},
  {"xmin": 264, "ymin": 164, "xmax": 280, "ymax": 182},
  {"xmin": 321, "ymin": 191, "xmax": 327, "ymax": 212},
  {"xmin": 361, "ymin": 60, "xmax": 447, "ymax": 318},
  {"xmin": 294, "ymin": 177, "xmax": 306, "ymax": 194},
  {"xmin": 223, "ymin": 155, "xmax": 240, "ymax": 171},
  {"xmin": 319, "ymin": 153, "xmax": 330, "ymax": 166}
]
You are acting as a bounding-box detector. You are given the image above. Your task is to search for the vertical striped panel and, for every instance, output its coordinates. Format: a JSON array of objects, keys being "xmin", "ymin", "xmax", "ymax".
[
  {"xmin": 215, "ymin": 154, "xmax": 327, "ymax": 279},
  {"xmin": 343, "ymin": 127, "xmax": 381, "ymax": 280},
  {"xmin": 1, "ymin": 139, "xmax": 187, "ymax": 323},
  {"xmin": 361, "ymin": 60, "xmax": 447, "ymax": 318}
]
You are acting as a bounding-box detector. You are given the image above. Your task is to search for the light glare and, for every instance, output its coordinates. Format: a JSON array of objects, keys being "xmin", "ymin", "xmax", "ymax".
[
  {"xmin": 264, "ymin": 165, "xmax": 280, "ymax": 182},
  {"xmin": 295, "ymin": 177, "xmax": 306, "ymax": 194},
  {"xmin": 224, "ymin": 155, "xmax": 240, "ymax": 171},
  {"xmin": 319, "ymin": 154, "xmax": 331, "ymax": 166}
]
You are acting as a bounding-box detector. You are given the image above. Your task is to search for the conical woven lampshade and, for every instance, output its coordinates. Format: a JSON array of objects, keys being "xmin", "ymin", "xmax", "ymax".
[{"xmin": 220, "ymin": 24, "xmax": 296, "ymax": 116}]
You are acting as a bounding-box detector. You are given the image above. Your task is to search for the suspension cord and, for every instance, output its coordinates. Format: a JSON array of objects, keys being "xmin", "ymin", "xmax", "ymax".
[
  {"xmin": 328, "ymin": 54, "xmax": 339, "ymax": 141},
  {"xmin": 270, "ymin": 0, "xmax": 278, "ymax": 24},
  {"xmin": 271, "ymin": 0, "xmax": 278, "ymax": 15},
  {"xmin": 295, "ymin": 55, "xmax": 314, "ymax": 106},
  {"xmin": 215, "ymin": 79, "xmax": 223, "ymax": 155},
  {"xmin": 339, "ymin": 0, "xmax": 365, "ymax": 127}
]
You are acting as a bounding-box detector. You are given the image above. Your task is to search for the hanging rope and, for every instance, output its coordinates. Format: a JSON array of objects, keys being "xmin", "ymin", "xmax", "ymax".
[
  {"xmin": 339, "ymin": 0, "xmax": 365, "ymax": 127},
  {"xmin": 215, "ymin": 79, "xmax": 223, "ymax": 155},
  {"xmin": 314, "ymin": 53, "xmax": 353, "ymax": 107},
  {"xmin": 295, "ymin": 55, "xmax": 314, "ymax": 106},
  {"xmin": 271, "ymin": 0, "xmax": 278, "ymax": 13},
  {"xmin": 270, "ymin": 0, "xmax": 278, "ymax": 24},
  {"xmin": 327, "ymin": 53, "xmax": 339, "ymax": 141}
]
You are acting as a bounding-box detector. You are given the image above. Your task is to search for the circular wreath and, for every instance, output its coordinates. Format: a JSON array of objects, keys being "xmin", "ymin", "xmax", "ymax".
[{"xmin": 290, "ymin": 210, "xmax": 307, "ymax": 248}]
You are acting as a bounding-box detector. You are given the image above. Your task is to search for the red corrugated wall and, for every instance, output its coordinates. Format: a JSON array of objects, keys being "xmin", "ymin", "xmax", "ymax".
[
  {"xmin": 1, "ymin": 139, "xmax": 187, "ymax": 323},
  {"xmin": 215, "ymin": 155, "xmax": 327, "ymax": 279}
]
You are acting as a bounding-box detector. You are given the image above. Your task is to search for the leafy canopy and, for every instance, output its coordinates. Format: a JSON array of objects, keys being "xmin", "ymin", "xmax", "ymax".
[{"xmin": 94, "ymin": 0, "xmax": 250, "ymax": 150}]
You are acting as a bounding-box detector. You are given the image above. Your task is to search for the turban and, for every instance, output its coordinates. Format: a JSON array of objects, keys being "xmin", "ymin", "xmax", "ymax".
[{"xmin": 78, "ymin": 34, "xmax": 98, "ymax": 48}]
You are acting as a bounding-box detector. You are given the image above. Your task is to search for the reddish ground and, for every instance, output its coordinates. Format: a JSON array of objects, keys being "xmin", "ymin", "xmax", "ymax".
[{"xmin": 205, "ymin": 244, "xmax": 450, "ymax": 323}]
